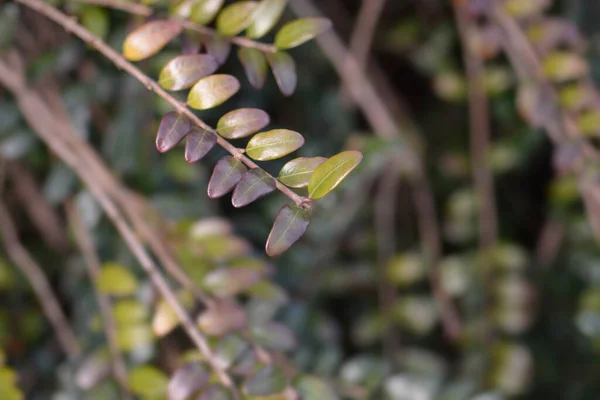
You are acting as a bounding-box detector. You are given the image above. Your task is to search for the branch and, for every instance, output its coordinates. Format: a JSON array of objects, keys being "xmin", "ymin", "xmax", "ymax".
[
  {"xmin": 0, "ymin": 192, "xmax": 81, "ymax": 358},
  {"xmin": 66, "ymin": 201, "xmax": 130, "ymax": 399},
  {"xmin": 453, "ymin": 1, "xmax": 498, "ymax": 248},
  {"xmin": 17, "ymin": 0, "xmax": 308, "ymax": 210}
]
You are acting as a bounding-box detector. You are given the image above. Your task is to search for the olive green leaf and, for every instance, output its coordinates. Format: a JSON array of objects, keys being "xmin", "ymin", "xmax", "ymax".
[
  {"xmin": 191, "ymin": 0, "xmax": 225, "ymax": 25},
  {"xmin": 267, "ymin": 52, "xmax": 297, "ymax": 96},
  {"xmin": 275, "ymin": 18, "xmax": 332, "ymax": 50},
  {"xmin": 156, "ymin": 112, "xmax": 192, "ymax": 153},
  {"xmin": 168, "ymin": 363, "xmax": 209, "ymax": 400},
  {"xmin": 159, "ymin": 54, "xmax": 219, "ymax": 91},
  {"xmin": 213, "ymin": 335, "xmax": 251, "ymax": 369},
  {"xmin": 247, "ymin": 0, "xmax": 287, "ymax": 39},
  {"xmin": 188, "ymin": 74, "xmax": 240, "ymax": 110},
  {"xmin": 152, "ymin": 291, "xmax": 194, "ymax": 337},
  {"xmin": 238, "ymin": 47, "xmax": 268, "ymax": 89},
  {"xmin": 216, "ymin": 1, "xmax": 258, "ymax": 37},
  {"xmin": 204, "ymin": 34, "xmax": 232, "ymax": 64},
  {"xmin": 80, "ymin": 6, "xmax": 109, "ymax": 40},
  {"xmin": 113, "ymin": 299, "xmax": 148, "ymax": 327},
  {"xmin": 250, "ymin": 321, "xmax": 297, "ymax": 351},
  {"xmin": 122, "ymin": 20, "xmax": 182, "ymax": 61},
  {"xmin": 265, "ymin": 204, "xmax": 310, "ymax": 257},
  {"xmin": 543, "ymin": 51, "xmax": 589, "ymax": 83},
  {"xmin": 185, "ymin": 126, "xmax": 217, "ymax": 163},
  {"xmin": 246, "ymin": 129, "xmax": 304, "ymax": 161},
  {"xmin": 97, "ymin": 263, "xmax": 138, "ymax": 296},
  {"xmin": 116, "ymin": 325, "xmax": 153, "ymax": 351},
  {"xmin": 232, "ymin": 169, "xmax": 276, "ymax": 208},
  {"xmin": 296, "ymin": 376, "xmax": 339, "ymax": 400},
  {"xmin": 277, "ymin": 157, "xmax": 327, "ymax": 188},
  {"xmin": 308, "ymin": 150, "xmax": 363, "ymax": 199},
  {"xmin": 207, "ymin": 156, "xmax": 248, "ymax": 198},
  {"xmin": 128, "ymin": 366, "xmax": 169, "ymax": 398},
  {"xmin": 217, "ymin": 108, "xmax": 270, "ymax": 139},
  {"xmin": 243, "ymin": 365, "xmax": 287, "ymax": 397}
]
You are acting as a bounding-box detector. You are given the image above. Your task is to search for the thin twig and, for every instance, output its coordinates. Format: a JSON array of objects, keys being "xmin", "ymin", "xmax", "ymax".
[
  {"xmin": 66, "ymin": 201, "xmax": 131, "ymax": 399},
  {"xmin": 0, "ymin": 194, "xmax": 81, "ymax": 358},
  {"xmin": 453, "ymin": 1, "xmax": 498, "ymax": 248},
  {"xmin": 16, "ymin": 0, "xmax": 309, "ymax": 210}
]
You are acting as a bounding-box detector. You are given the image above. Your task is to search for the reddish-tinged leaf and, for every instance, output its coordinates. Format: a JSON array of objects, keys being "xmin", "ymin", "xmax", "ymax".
[
  {"xmin": 275, "ymin": 18, "xmax": 332, "ymax": 50},
  {"xmin": 246, "ymin": 129, "xmax": 304, "ymax": 161},
  {"xmin": 188, "ymin": 74, "xmax": 241, "ymax": 110},
  {"xmin": 159, "ymin": 54, "xmax": 219, "ymax": 91},
  {"xmin": 217, "ymin": 108, "xmax": 270, "ymax": 139},
  {"xmin": 277, "ymin": 157, "xmax": 327, "ymax": 188},
  {"xmin": 247, "ymin": 0, "xmax": 287, "ymax": 39},
  {"xmin": 265, "ymin": 205, "xmax": 310, "ymax": 257},
  {"xmin": 267, "ymin": 52, "xmax": 297, "ymax": 96},
  {"xmin": 185, "ymin": 126, "xmax": 217, "ymax": 163},
  {"xmin": 204, "ymin": 34, "xmax": 232, "ymax": 64},
  {"xmin": 232, "ymin": 169, "xmax": 276, "ymax": 208},
  {"xmin": 216, "ymin": 1, "xmax": 258, "ymax": 37},
  {"xmin": 197, "ymin": 300, "xmax": 247, "ymax": 335},
  {"xmin": 156, "ymin": 112, "xmax": 192, "ymax": 153},
  {"xmin": 123, "ymin": 20, "xmax": 182, "ymax": 62},
  {"xmin": 168, "ymin": 363, "xmax": 209, "ymax": 400},
  {"xmin": 207, "ymin": 156, "xmax": 247, "ymax": 198},
  {"xmin": 238, "ymin": 47, "xmax": 268, "ymax": 89}
]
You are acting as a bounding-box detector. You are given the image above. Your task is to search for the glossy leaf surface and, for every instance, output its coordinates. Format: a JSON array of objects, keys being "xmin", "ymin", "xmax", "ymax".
[
  {"xmin": 231, "ymin": 169, "xmax": 276, "ymax": 208},
  {"xmin": 277, "ymin": 157, "xmax": 327, "ymax": 188},
  {"xmin": 238, "ymin": 47, "xmax": 268, "ymax": 89},
  {"xmin": 275, "ymin": 18, "xmax": 332, "ymax": 50},
  {"xmin": 308, "ymin": 151, "xmax": 363, "ymax": 199},
  {"xmin": 267, "ymin": 52, "xmax": 297, "ymax": 96},
  {"xmin": 185, "ymin": 126, "xmax": 217, "ymax": 163},
  {"xmin": 247, "ymin": 0, "xmax": 287, "ymax": 39},
  {"xmin": 123, "ymin": 20, "xmax": 182, "ymax": 61},
  {"xmin": 207, "ymin": 156, "xmax": 247, "ymax": 198},
  {"xmin": 188, "ymin": 74, "xmax": 240, "ymax": 110},
  {"xmin": 216, "ymin": 1, "xmax": 258, "ymax": 37},
  {"xmin": 217, "ymin": 108, "xmax": 270, "ymax": 139},
  {"xmin": 191, "ymin": 0, "xmax": 225, "ymax": 25},
  {"xmin": 246, "ymin": 129, "xmax": 304, "ymax": 161},
  {"xmin": 158, "ymin": 54, "xmax": 219, "ymax": 91},
  {"xmin": 265, "ymin": 205, "xmax": 310, "ymax": 257},
  {"xmin": 156, "ymin": 112, "xmax": 192, "ymax": 153}
]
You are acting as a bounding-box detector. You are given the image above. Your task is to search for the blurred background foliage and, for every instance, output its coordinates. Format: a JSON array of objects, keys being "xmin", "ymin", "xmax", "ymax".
[{"xmin": 1, "ymin": 0, "xmax": 600, "ymax": 399}]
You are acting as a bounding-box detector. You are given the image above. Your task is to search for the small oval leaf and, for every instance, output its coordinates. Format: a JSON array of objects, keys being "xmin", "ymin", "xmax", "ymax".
[
  {"xmin": 159, "ymin": 54, "xmax": 219, "ymax": 91},
  {"xmin": 296, "ymin": 376, "xmax": 339, "ymax": 400},
  {"xmin": 156, "ymin": 112, "xmax": 192, "ymax": 153},
  {"xmin": 191, "ymin": 0, "xmax": 225, "ymax": 25},
  {"xmin": 204, "ymin": 34, "xmax": 232, "ymax": 64},
  {"xmin": 168, "ymin": 363, "xmax": 209, "ymax": 400},
  {"xmin": 247, "ymin": 0, "xmax": 288, "ymax": 39},
  {"xmin": 217, "ymin": 108, "xmax": 270, "ymax": 139},
  {"xmin": 277, "ymin": 157, "xmax": 327, "ymax": 188},
  {"xmin": 308, "ymin": 151, "xmax": 363, "ymax": 199},
  {"xmin": 216, "ymin": 1, "xmax": 258, "ymax": 37},
  {"xmin": 188, "ymin": 74, "xmax": 240, "ymax": 110},
  {"xmin": 207, "ymin": 156, "xmax": 248, "ymax": 198},
  {"xmin": 203, "ymin": 268, "xmax": 263, "ymax": 297},
  {"xmin": 246, "ymin": 129, "xmax": 304, "ymax": 161},
  {"xmin": 250, "ymin": 321, "xmax": 297, "ymax": 351},
  {"xmin": 185, "ymin": 126, "xmax": 217, "ymax": 163},
  {"xmin": 128, "ymin": 366, "xmax": 169, "ymax": 398},
  {"xmin": 238, "ymin": 47, "xmax": 268, "ymax": 89},
  {"xmin": 265, "ymin": 204, "xmax": 310, "ymax": 257},
  {"xmin": 123, "ymin": 20, "xmax": 183, "ymax": 61},
  {"xmin": 267, "ymin": 52, "xmax": 297, "ymax": 96},
  {"xmin": 232, "ymin": 169, "xmax": 276, "ymax": 208},
  {"xmin": 197, "ymin": 301, "xmax": 248, "ymax": 336},
  {"xmin": 98, "ymin": 263, "xmax": 138, "ymax": 296},
  {"xmin": 243, "ymin": 365, "xmax": 287, "ymax": 397},
  {"xmin": 197, "ymin": 385, "xmax": 231, "ymax": 400},
  {"xmin": 275, "ymin": 18, "xmax": 332, "ymax": 50}
]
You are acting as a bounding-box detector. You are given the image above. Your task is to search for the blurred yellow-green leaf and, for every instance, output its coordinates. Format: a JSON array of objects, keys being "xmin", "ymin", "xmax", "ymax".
[
  {"xmin": 275, "ymin": 18, "xmax": 332, "ymax": 50},
  {"xmin": 216, "ymin": 1, "xmax": 258, "ymax": 37},
  {"xmin": 128, "ymin": 365, "xmax": 169, "ymax": 398},
  {"xmin": 97, "ymin": 263, "xmax": 138, "ymax": 296},
  {"xmin": 247, "ymin": 0, "xmax": 287, "ymax": 39}
]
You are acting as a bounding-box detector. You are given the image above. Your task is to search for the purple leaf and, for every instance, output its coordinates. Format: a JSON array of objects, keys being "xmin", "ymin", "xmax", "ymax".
[
  {"xmin": 185, "ymin": 126, "xmax": 217, "ymax": 163},
  {"xmin": 216, "ymin": 108, "xmax": 270, "ymax": 139},
  {"xmin": 238, "ymin": 47, "xmax": 268, "ymax": 89},
  {"xmin": 156, "ymin": 112, "xmax": 192, "ymax": 153},
  {"xmin": 267, "ymin": 51, "xmax": 297, "ymax": 96},
  {"xmin": 207, "ymin": 156, "xmax": 248, "ymax": 198},
  {"xmin": 168, "ymin": 363, "xmax": 209, "ymax": 400},
  {"xmin": 265, "ymin": 204, "xmax": 310, "ymax": 257},
  {"xmin": 231, "ymin": 169, "xmax": 276, "ymax": 208}
]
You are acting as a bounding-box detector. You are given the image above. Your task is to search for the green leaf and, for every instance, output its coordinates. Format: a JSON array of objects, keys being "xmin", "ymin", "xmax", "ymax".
[
  {"xmin": 216, "ymin": 1, "xmax": 258, "ymax": 37},
  {"xmin": 250, "ymin": 321, "xmax": 297, "ymax": 351},
  {"xmin": 265, "ymin": 205, "xmax": 310, "ymax": 257},
  {"xmin": 543, "ymin": 51, "xmax": 589, "ymax": 83},
  {"xmin": 113, "ymin": 299, "xmax": 148, "ymax": 327},
  {"xmin": 217, "ymin": 108, "xmax": 270, "ymax": 139},
  {"xmin": 116, "ymin": 325, "xmax": 153, "ymax": 351},
  {"xmin": 128, "ymin": 366, "xmax": 169, "ymax": 398},
  {"xmin": 267, "ymin": 52, "xmax": 297, "ymax": 96},
  {"xmin": 97, "ymin": 263, "xmax": 138, "ymax": 296},
  {"xmin": 207, "ymin": 156, "xmax": 248, "ymax": 198},
  {"xmin": 197, "ymin": 385, "xmax": 231, "ymax": 400},
  {"xmin": 168, "ymin": 363, "xmax": 209, "ymax": 400},
  {"xmin": 203, "ymin": 268, "xmax": 263, "ymax": 297},
  {"xmin": 308, "ymin": 151, "xmax": 363, "ymax": 199},
  {"xmin": 152, "ymin": 291, "xmax": 194, "ymax": 337},
  {"xmin": 243, "ymin": 365, "xmax": 287, "ymax": 397},
  {"xmin": 238, "ymin": 47, "xmax": 268, "ymax": 89},
  {"xmin": 156, "ymin": 112, "xmax": 192, "ymax": 153},
  {"xmin": 275, "ymin": 18, "xmax": 332, "ymax": 50},
  {"xmin": 159, "ymin": 54, "xmax": 219, "ymax": 91},
  {"xmin": 191, "ymin": 0, "xmax": 225, "ymax": 25},
  {"xmin": 213, "ymin": 334, "xmax": 251, "ymax": 369},
  {"xmin": 185, "ymin": 126, "xmax": 217, "ymax": 163},
  {"xmin": 204, "ymin": 34, "xmax": 232, "ymax": 64},
  {"xmin": 188, "ymin": 74, "xmax": 240, "ymax": 110},
  {"xmin": 296, "ymin": 376, "xmax": 339, "ymax": 400},
  {"xmin": 123, "ymin": 20, "xmax": 182, "ymax": 61},
  {"xmin": 277, "ymin": 157, "xmax": 327, "ymax": 188},
  {"xmin": 80, "ymin": 6, "xmax": 109, "ymax": 41},
  {"xmin": 232, "ymin": 169, "xmax": 276, "ymax": 208},
  {"xmin": 246, "ymin": 129, "xmax": 304, "ymax": 161},
  {"xmin": 197, "ymin": 301, "xmax": 248, "ymax": 336},
  {"xmin": 247, "ymin": 0, "xmax": 288, "ymax": 39}
]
